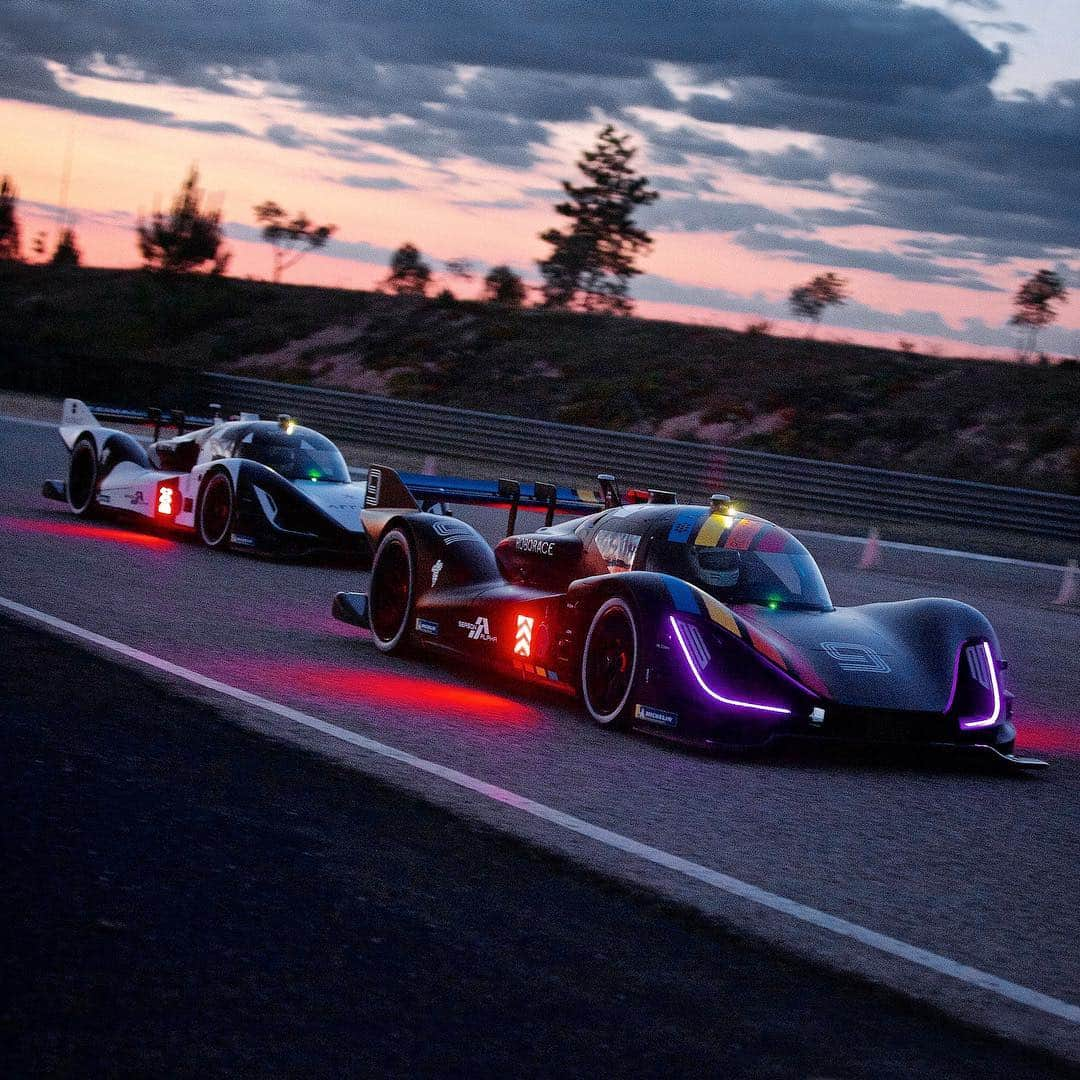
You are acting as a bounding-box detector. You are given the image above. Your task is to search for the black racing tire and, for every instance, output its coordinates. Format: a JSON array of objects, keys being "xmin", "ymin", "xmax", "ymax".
[
  {"xmin": 369, "ymin": 527, "xmax": 416, "ymax": 654},
  {"xmin": 197, "ymin": 471, "xmax": 235, "ymax": 550},
  {"xmin": 580, "ymin": 596, "xmax": 640, "ymax": 730},
  {"xmin": 66, "ymin": 436, "xmax": 99, "ymax": 517}
]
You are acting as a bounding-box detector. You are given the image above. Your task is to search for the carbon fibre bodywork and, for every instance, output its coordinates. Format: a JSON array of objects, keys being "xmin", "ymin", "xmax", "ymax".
[{"xmin": 339, "ymin": 467, "xmax": 1045, "ymax": 767}]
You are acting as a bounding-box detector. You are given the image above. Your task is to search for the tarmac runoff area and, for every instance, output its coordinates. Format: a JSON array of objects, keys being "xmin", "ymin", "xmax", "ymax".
[{"xmin": 3, "ymin": 616, "xmax": 1077, "ymax": 1079}]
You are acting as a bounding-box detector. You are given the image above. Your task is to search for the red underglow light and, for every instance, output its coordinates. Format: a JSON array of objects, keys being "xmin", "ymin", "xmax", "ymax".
[
  {"xmin": 0, "ymin": 515, "xmax": 175, "ymax": 549},
  {"xmin": 514, "ymin": 614, "xmax": 534, "ymax": 657},
  {"xmin": 218, "ymin": 657, "xmax": 539, "ymax": 729}
]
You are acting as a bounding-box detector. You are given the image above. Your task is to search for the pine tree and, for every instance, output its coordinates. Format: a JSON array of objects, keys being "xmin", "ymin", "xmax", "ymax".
[
  {"xmin": 0, "ymin": 175, "xmax": 22, "ymax": 261},
  {"xmin": 384, "ymin": 243, "xmax": 432, "ymax": 296},
  {"xmin": 538, "ymin": 125, "xmax": 658, "ymax": 314},
  {"xmin": 137, "ymin": 166, "xmax": 230, "ymax": 274},
  {"xmin": 483, "ymin": 265, "xmax": 527, "ymax": 307},
  {"xmin": 50, "ymin": 227, "xmax": 81, "ymax": 267},
  {"xmin": 788, "ymin": 272, "xmax": 849, "ymax": 334},
  {"xmin": 1010, "ymin": 268, "xmax": 1068, "ymax": 360}
]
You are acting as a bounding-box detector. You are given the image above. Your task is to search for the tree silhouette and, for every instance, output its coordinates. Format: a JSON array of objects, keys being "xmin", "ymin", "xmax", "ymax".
[
  {"xmin": 538, "ymin": 125, "xmax": 659, "ymax": 314},
  {"xmin": 137, "ymin": 166, "xmax": 230, "ymax": 274},
  {"xmin": 0, "ymin": 175, "xmax": 22, "ymax": 261},
  {"xmin": 385, "ymin": 243, "xmax": 432, "ymax": 296},
  {"xmin": 788, "ymin": 272, "xmax": 849, "ymax": 334},
  {"xmin": 253, "ymin": 201, "xmax": 336, "ymax": 283},
  {"xmin": 50, "ymin": 227, "xmax": 81, "ymax": 268},
  {"xmin": 483, "ymin": 265, "xmax": 527, "ymax": 307},
  {"xmin": 1010, "ymin": 268, "xmax": 1068, "ymax": 360}
]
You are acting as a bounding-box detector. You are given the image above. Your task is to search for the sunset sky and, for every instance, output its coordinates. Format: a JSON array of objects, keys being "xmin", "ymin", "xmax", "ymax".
[{"xmin": 3, "ymin": 0, "xmax": 1078, "ymax": 357}]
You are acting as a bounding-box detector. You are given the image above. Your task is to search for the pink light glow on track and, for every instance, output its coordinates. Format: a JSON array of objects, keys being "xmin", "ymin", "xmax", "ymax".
[
  {"xmin": 212, "ymin": 655, "xmax": 540, "ymax": 729},
  {"xmin": 0, "ymin": 514, "xmax": 176, "ymax": 549}
]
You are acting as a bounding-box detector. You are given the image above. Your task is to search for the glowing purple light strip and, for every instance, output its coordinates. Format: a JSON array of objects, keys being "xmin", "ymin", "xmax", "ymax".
[
  {"xmin": 669, "ymin": 617, "xmax": 791, "ymax": 715},
  {"xmin": 960, "ymin": 640, "xmax": 1001, "ymax": 730}
]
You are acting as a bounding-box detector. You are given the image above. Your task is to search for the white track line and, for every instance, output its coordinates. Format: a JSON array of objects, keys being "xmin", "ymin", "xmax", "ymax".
[{"xmin": 2, "ymin": 591, "xmax": 1079, "ymax": 1026}]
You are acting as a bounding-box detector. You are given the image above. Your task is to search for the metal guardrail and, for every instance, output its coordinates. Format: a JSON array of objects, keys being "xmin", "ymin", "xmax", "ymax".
[{"xmin": 204, "ymin": 372, "xmax": 1080, "ymax": 544}]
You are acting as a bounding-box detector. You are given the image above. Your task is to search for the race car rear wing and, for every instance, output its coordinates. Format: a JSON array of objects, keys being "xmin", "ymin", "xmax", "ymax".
[
  {"xmin": 363, "ymin": 464, "xmax": 604, "ymax": 534},
  {"xmin": 62, "ymin": 398, "xmax": 228, "ymax": 440}
]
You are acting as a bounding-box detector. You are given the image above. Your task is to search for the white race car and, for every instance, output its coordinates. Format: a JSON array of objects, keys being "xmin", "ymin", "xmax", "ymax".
[{"xmin": 42, "ymin": 399, "xmax": 371, "ymax": 559}]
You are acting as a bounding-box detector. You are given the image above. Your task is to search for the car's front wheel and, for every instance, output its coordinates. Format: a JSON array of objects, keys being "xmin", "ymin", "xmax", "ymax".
[
  {"xmin": 197, "ymin": 471, "xmax": 235, "ymax": 550},
  {"xmin": 581, "ymin": 596, "xmax": 640, "ymax": 729},
  {"xmin": 369, "ymin": 527, "xmax": 416, "ymax": 654}
]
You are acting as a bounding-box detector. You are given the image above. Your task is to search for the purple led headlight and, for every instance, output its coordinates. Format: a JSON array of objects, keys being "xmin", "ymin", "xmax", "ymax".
[
  {"xmin": 958, "ymin": 640, "xmax": 1002, "ymax": 730},
  {"xmin": 669, "ymin": 616, "xmax": 791, "ymax": 715}
]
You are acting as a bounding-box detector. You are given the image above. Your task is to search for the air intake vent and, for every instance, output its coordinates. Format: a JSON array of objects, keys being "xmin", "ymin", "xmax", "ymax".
[{"xmin": 965, "ymin": 642, "xmax": 992, "ymax": 690}]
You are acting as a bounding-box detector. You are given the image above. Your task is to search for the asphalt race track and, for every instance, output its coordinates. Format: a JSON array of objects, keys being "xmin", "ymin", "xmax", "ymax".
[{"xmin": 2, "ymin": 412, "xmax": 1079, "ymax": 1060}]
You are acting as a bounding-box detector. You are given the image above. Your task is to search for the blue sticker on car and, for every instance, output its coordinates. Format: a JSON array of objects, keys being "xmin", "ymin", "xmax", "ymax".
[
  {"xmin": 664, "ymin": 577, "xmax": 701, "ymax": 614},
  {"xmin": 415, "ymin": 618, "xmax": 439, "ymax": 636},
  {"xmin": 667, "ymin": 507, "xmax": 702, "ymax": 543}
]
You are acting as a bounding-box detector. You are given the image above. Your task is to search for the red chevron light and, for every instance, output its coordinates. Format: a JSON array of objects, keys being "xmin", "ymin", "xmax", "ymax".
[{"xmin": 514, "ymin": 614, "xmax": 534, "ymax": 657}]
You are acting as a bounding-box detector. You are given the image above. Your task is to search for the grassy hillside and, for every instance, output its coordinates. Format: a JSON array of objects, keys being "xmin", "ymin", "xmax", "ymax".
[{"xmin": 2, "ymin": 262, "xmax": 1078, "ymax": 494}]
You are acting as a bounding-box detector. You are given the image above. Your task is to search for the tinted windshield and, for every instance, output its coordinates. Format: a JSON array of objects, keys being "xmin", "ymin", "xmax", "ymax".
[
  {"xmin": 689, "ymin": 532, "xmax": 832, "ymax": 611},
  {"xmin": 236, "ymin": 427, "xmax": 350, "ymax": 483}
]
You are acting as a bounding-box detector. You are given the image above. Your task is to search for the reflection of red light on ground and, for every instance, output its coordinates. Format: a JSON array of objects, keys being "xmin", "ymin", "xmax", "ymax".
[
  {"xmin": 1012, "ymin": 718, "xmax": 1080, "ymax": 757},
  {"xmin": 0, "ymin": 515, "xmax": 175, "ymax": 549},
  {"xmin": 227, "ymin": 657, "xmax": 538, "ymax": 728}
]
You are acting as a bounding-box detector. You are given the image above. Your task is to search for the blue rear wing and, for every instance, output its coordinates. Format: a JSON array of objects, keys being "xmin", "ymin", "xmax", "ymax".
[
  {"xmin": 398, "ymin": 472, "xmax": 603, "ymax": 519},
  {"xmin": 363, "ymin": 464, "xmax": 604, "ymax": 533}
]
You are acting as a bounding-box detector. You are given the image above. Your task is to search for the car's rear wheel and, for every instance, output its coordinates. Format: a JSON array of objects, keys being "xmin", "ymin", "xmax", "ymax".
[
  {"xmin": 67, "ymin": 436, "xmax": 99, "ymax": 517},
  {"xmin": 369, "ymin": 527, "xmax": 415, "ymax": 654},
  {"xmin": 198, "ymin": 471, "xmax": 234, "ymax": 549},
  {"xmin": 581, "ymin": 596, "xmax": 639, "ymax": 729}
]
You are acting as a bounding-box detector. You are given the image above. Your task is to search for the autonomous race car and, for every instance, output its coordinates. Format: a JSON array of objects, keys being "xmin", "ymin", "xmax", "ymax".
[
  {"xmin": 334, "ymin": 465, "xmax": 1046, "ymax": 768},
  {"xmin": 42, "ymin": 398, "xmax": 371, "ymax": 559}
]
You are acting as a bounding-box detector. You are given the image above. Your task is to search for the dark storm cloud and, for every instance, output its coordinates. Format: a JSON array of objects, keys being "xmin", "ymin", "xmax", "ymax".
[{"xmin": 1, "ymin": 0, "xmax": 1077, "ymax": 275}]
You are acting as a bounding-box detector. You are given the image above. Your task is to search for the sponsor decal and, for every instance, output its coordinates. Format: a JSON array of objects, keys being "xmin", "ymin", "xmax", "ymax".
[
  {"xmin": 230, "ymin": 534, "xmax": 256, "ymax": 547},
  {"xmin": 821, "ymin": 641, "xmax": 891, "ymax": 674},
  {"xmin": 667, "ymin": 508, "xmax": 701, "ymax": 543},
  {"xmin": 126, "ymin": 491, "xmax": 146, "ymax": 506},
  {"xmin": 634, "ymin": 704, "xmax": 679, "ymax": 728},
  {"xmin": 515, "ymin": 536, "xmax": 555, "ymax": 556},
  {"xmin": 458, "ymin": 615, "xmax": 496, "ymax": 643},
  {"xmin": 593, "ymin": 529, "xmax": 641, "ymax": 573},
  {"xmin": 431, "ymin": 558, "xmax": 444, "ymax": 587},
  {"xmin": 415, "ymin": 618, "xmax": 439, "ymax": 636}
]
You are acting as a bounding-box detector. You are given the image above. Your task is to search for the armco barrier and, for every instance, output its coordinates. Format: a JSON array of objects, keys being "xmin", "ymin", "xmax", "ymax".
[{"xmin": 203, "ymin": 372, "xmax": 1080, "ymax": 544}]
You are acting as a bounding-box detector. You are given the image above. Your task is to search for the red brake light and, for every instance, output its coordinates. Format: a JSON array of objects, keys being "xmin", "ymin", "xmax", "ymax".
[
  {"xmin": 156, "ymin": 482, "xmax": 178, "ymax": 518},
  {"xmin": 514, "ymin": 615, "xmax": 533, "ymax": 657}
]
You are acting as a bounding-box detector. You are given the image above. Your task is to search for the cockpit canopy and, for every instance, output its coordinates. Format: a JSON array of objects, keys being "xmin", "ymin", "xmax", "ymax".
[
  {"xmin": 687, "ymin": 533, "xmax": 832, "ymax": 611},
  {"xmin": 626, "ymin": 509, "xmax": 833, "ymax": 612},
  {"xmin": 233, "ymin": 425, "xmax": 350, "ymax": 483}
]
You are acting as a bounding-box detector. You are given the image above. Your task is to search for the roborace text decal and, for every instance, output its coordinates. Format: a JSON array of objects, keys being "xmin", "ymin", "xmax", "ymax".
[
  {"xmin": 594, "ymin": 529, "xmax": 641, "ymax": 573},
  {"xmin": 516, "ymin": 536, "xmax": 555, "ymax": 555}
]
